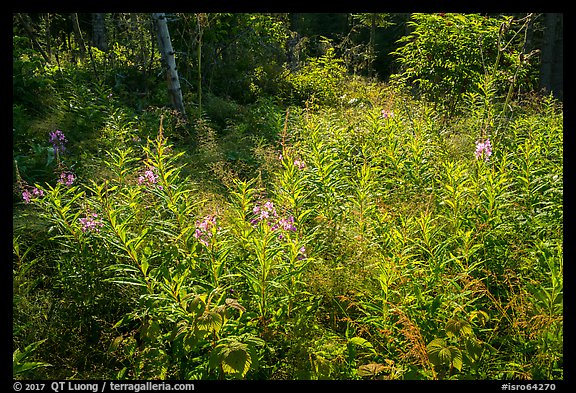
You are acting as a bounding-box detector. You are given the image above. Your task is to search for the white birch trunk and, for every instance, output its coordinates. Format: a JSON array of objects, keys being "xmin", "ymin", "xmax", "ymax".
[{"xmin": 152, "ymin": 13, "xmax": 186, "ymax": 116}]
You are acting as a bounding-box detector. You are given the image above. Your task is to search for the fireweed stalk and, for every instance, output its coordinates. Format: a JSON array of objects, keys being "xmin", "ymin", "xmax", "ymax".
[
  {"xmin": 475, "ymin": 138, "xmax": 493, "ymax": 161},
  {"xmin": 243, "ymin": 197, "xmax": 308, "ymax": 323},
  {"xmin": 49, "ymin": 129, "xmax": 67, "ymax": 155},
  {"xmin": 194, "ymin": 214, "xmax": 227, "ymax": 287},
  {"xmin": 140, "ymin": 118, "xmax": 196, "ymax": 245}
]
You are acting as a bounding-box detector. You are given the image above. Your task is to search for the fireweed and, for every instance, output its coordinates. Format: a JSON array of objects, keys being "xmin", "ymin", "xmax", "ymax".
[
  {"xmin": 21, "ymin": 186, "xmax": 44, "ymax": 204},
  {"xmin": 49, "ymin": 130, "xmax": 67, "ymax": 155},
  {"xmin": 58, "ymin": 171, "xmax": 76, "ymax": 186},
  {"xmin": 194, "ymin": 215, "xmax": 219, "ymax": 247},
  {"xmin": 250, "ymin": 200, "xmax": 297, "ymax": 239},
  {"xmin": 475, "ymin": 138, "xmax": 492, "ymax": 161},
  {"xmin": 137, "ymin": 166, "xmax": 161, "ymax": 187},
  {"xmin": 79, "ymin": 212, "xmax": 104, "ymax": 233}
]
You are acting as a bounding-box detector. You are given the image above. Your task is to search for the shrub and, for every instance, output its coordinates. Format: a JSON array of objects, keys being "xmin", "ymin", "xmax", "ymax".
[
  {"xmin": 390, "ymin": 13, "xmax": 538, "ymax": 117},
  {"xmin": 284, "ymin": 45, "xmax": 347, "ymax": 106}
]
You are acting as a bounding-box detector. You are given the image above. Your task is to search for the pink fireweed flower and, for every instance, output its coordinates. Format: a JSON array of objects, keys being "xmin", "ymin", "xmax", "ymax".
[
  {"xmin": 194, "ymin": 215, "xmax": 218, "ymax": 247},
  {"xmin": 381, "ymin": 109, "xmax": 394, "ymax": 119},
  {"xmin": 475, "ymin": 138, "xmax": 492, "ymax": 161},
  {"xmin": 58, "ymin": 171, "xmax": 75, "ymax": 186},
  {"xmin": 21, "ymin": 187, "xmax": 44, "ymax": 204},
  {"xmin": 251, "ymin": 200, "xmax": 278, "ymax": 225},
  {"xmin": 137, "ymin": 167, "xmax": 159, "ymax": 186},
  {"xmin": 263, "ymin": 201, "xmax": 275, "ymax": 212},
  {"xmin": 293, "ymin": 159, "xmax": 306, "ymax": 169},
  {"xmin": 49, "ymin": 130, "xmax": 67, "ymax": 154},
  {"xmin": 22, "ymin": 190, "xmax": 31, "ymax": 204},
  {"xmin": 32, "ymin": 187, "xmax": 44, "ymax": 197},
  {"xmin": 251, "ymin": 200, "xmax": 298, "ymax": 239},
  {"xmin": 278, "ymin": 216, "xmax": 297, "ymax": 232},
  {"xmin": 79, "ymin": 213, "xmax": 103, "ymax": 233}
]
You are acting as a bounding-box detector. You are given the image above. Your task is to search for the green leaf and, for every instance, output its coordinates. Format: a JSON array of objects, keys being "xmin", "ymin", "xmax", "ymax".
[
  {"xmin": 225, "ymin": 298, "xmax": 246, "ymax": 313},
  {"xmin": 13, "ymin": 361, "xmax": 52, "ymax": 376},
  {"xmin": 13, "ymin": 339, "xmax": 52, "ymax": 377},
  {"xmin": 105, "ymin": 276, "xmax": 147, "ymax": 287},
  {"xmin": 187, "ymin": 295, "xmax": 206, "ymax": 317},
  {"xmin": 221, "ymin": 346, "xmax": 251, "ymax": 377},
  {"xmin": 210, "ymin": 340, "xmax": 252, "ymax": 378},
  {"xmin": 196, "ymin": 310, "xmax": 223, "ymax": 333},
  {"xmin": 438, "ymin": 346, "xmax": 452, "ymax": 365},
  {"xmin": 464, "ymin": 336, "xmax": 484, "ymax": 363},
  {"xmin": 348, "ymin": 336, "xmax": 374, "ymax": 349},
  {"xmin": 357, "ymin": 363, "xmax": 386, "ymax": 377},
  {"xmin": 445, "ymin": 317, "xmax": 473, "ymax": 338},
  {"xmin": 427, "ymin": 338, "xmax": 449, "ymax": 367},
  {"xmin": 451, "ymin": 347, "xmax": 463, "ymax": 371}
]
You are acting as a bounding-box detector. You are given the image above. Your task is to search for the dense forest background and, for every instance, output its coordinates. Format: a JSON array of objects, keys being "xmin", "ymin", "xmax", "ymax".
[{"xmin": 13, "ymin": 13, "xmax": 563, "ymax": 381}]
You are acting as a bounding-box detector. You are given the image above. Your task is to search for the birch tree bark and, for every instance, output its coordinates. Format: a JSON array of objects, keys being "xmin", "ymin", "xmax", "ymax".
[{"xmin": 152, "ymin": 13, "xmax": 186, "ymax": 116}]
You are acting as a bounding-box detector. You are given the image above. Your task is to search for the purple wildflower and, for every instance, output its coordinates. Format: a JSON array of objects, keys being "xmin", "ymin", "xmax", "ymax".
[
  {"xmin": 251, "ymin": 200, "xmax": 278, "ymax": 225},
  {"xmin": 22, "ymin": 190, "xmax": 31, "ymax": 204},
  {"xmin": 381, "ymin": 109, "xmax": 394, "ymax": 119},
  {"xmin": 250, "ymin": 200, "xmax": 298, "ymax": 239},
  {"xmin": 137, "ymin": 167, "xmax": 159, "ymax": 186},
  {"xmin": 79, "ymin": 213, "xmax": 103, "ymax": 233},
  {"xmin": 293, "ymin": 160, "xmax": 306, "ymax": 170},
  {"xmin": 195, "ymin": 215, "xmax": 218, "ymax": 247},
  {"xmin": 297, "ymin": 246, "xmax": 307, "ymax": 260},
  {"xmin": 475, "ymin": 138, "xmax": 493, "ymax": 161},
  {"xmin": 58, "ymin": 171, "xmax": 75, "ymax": 186},
  {"xmin": 21, "ymin": 187, "xmax": 44, "ymax": 204},
  {"xmin": 49, "ymin": 130, "xmax": 67, "ymax": 154},
  {"xmin": 278, "ymin": 216, "xmax": 297, "ymax": 232}
]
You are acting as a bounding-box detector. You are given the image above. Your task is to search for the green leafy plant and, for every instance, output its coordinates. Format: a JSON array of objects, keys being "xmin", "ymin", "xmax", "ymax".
[
  {"xmin": 13, "ymin": 339, "xmax": 52, "ymax": 378},
  {"xmin": 391, "ymin": 13, "xmax": 538, "ymax": 117},
  {"xmin": 285, "ymin": 44, "xmax": 347, "ymax": 106}
]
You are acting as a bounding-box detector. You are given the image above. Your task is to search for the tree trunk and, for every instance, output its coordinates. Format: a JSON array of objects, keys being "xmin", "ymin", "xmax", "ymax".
[
  {"xmin": 91, "ymin": 13, "xmax": 107, "ymax": 51},
  {"xmin": 16, "ymin": 13, "xmax": 50, "ymax": 63},
  {"xmin": 70, "ymin": 13, "xmax": 87, "ymax": 59},
  {"xmin": 130, "ymin": 13, "xmax": 148, "ymax": 68},
  {"xmin": 368, "ymin": 13, "xmax": 376, "ymax": 79},
  {"xmin": 539, "ymin": 13, "xmax": 563, "ymax": 100},
  {"xmin": 152, "ymin": 13, "xmax": 186, "ymax": 116}
]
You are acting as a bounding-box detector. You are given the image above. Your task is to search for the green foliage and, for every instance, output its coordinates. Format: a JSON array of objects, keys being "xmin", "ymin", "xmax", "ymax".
[
  {"xmin": 391, "ymin": 13, "xmax": 538, "ymax": 117},
  {"xmin": 13, "ymin": 12, "xmax": 562, "ymax": 381},
  {"xmin": 13, "ymin": 339, "xmax": 52, "ymax": 378},
  {"xmin": 284, "ymin": 45, "xmax": 347, "ymax": 106}
]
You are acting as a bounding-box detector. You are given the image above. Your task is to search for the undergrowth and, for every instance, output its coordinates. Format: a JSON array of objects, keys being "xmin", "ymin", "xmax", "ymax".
[{"xmin": 13, "ymin": 13, "xmax": 562, "ymax": 380}]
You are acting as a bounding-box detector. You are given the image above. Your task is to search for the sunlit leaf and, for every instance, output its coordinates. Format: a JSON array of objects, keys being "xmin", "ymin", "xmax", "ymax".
[
  {"xmin": 196, "ymin": 310, "xmax": 223, "ymax": 332},
  {"xmin": 451, "ymin": 346, "xmax": 463, "ymax": 371},
  {"xmin": 427, "ymin": 338, "xmax": 449, "ymax": 367},
  {"xmin": 210, "ymin": 340, "xmax": 252, "ymax": 378},
  {"xmin": 221, "ymin": 346, "xmax": 251, "ymax": 377},
  {"xmin": 187, "ymin": 295, "xmax": 205, "ymax": 317},
  {"xmin": 348, "ymin": 336, "xmax": 374, "ymax": 352},
  {"xmin": 357, "ymin": 363, "xmax": 386, "ymax": 377},
  {"xmin": 225, "ymin": 298, "xmax": 246, "ymax": 312},
  {"xmin": 446, "ymin": 317, "xmax": 473, "ymax": 338}
]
